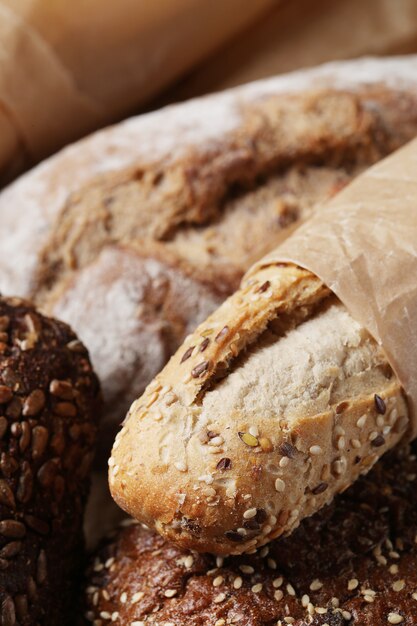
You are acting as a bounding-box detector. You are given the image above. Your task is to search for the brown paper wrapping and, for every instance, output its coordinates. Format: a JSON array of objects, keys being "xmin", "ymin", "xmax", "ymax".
[
  {"xmin": 0, "ymin": 0, "xmax": 275, "ymax": 182},
  {"xmin": 246, "ymin": 137, "xmax": 417, "ymax": 438}
]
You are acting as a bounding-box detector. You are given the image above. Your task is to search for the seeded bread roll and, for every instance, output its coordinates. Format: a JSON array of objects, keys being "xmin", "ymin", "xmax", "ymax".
[
  {"xmin": 110, "ymin": 264, "xmax": 409, "ymax": 555},
  {"xmin": 2, "ymin": 58, "xmax": 417, "ymax": 458},
  {"xmin": 86, "ymin": 442, "xmax": 417, "ymax": 625},
  {"xmin": 0, "ymin": 296, "xmax": 99, "ymax": 625}
]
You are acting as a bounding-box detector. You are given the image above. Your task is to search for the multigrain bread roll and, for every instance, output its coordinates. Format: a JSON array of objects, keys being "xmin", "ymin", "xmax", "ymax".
[
  {"xmin": 1, "ymin": 57, "xmax": 417, "ymax": 454},
  {"xmin": 0, "ymin": 296, "xmax": 99, "ymax": 625},
  {"xmin": 110, "ymin": 264, "xmax": 409, "ymax": 555},
  {"xmin": 85, "ymin": 442, "xmax": 417, "ymax": 625}
]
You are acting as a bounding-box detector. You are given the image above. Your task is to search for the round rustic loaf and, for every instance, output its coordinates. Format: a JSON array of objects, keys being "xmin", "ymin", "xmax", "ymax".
[
  {"xmin": 84, "ymin": 441, "xmax": 417, "ymax": 625},
  {"xmin": 2, "ymin": 57, "xmax": 417, "ymax": 459},
  {"xmin": 0, "ymin": 296, "xmax": 99, "ymax": 625}
]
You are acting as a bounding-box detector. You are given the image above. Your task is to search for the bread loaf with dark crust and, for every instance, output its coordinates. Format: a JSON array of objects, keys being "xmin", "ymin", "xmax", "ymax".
[
  {"xmin": 84, "ymin": 442, "xmax": 417, "ymax": 625},
  {"xmin": 2, "ymin": 57, "xmax": 417, "ymax": 450},
  {"xmin": 0, "ymin": 296, "xmax": 99, "ymax": 625}
]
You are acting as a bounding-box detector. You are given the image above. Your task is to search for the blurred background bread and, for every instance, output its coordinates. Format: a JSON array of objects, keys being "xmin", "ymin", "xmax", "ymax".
[
  {"xmin": 0, "ymin": 0, "xmax": 276, "ymax": 182},
  {"xmin": 3, "ymin": 0, "xmax": 417, "ymax": 184}
]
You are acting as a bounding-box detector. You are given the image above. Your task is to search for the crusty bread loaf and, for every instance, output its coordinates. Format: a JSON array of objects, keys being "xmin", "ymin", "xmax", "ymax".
[
  {"xmin": 110, "ymin": 263, "xmax": 409, "ymax": 555},
  {"xmin": 0, "ymin": 57, "xmax": 417, "ymax": 458},
  {"xmin": 0, "ymin": 296, "xmax": 99, "ymax": 625},
  {"xmin": 2, "ymin": 57, "xmax": 417, "ymax": 455},
  {"xmin": 85, "ymin": 441, "xmax": 417, "ymax": 625}
]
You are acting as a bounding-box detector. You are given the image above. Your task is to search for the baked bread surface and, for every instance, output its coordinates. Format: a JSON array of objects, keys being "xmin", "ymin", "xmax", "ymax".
[
  {"xmin": 85, "ymin": 442, "xmax": 417, "ymax": 625},
  {"xmin": 2, "ymin": 58, "xmax": 417, "ymax": 444},
  {"xmin": 0, "ymin": 296, "xmax": 99, "ymax": 625},
  {"xmin": 110, "ymin": 264, "xmax": 408, "ymax": 554}
]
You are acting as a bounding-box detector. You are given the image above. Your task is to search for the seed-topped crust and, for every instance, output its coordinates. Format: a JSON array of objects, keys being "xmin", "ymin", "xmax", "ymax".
[
  {"xmin": 0, "ymin": 296, "xmax": 99, "ymax": 625},
  {"xmin": 86, "ymin": 442, "xmax": 417, "ymax": 625},
  {"xmin": 110, "ymin": 264, "xmax": 409, "ymax": 555}
]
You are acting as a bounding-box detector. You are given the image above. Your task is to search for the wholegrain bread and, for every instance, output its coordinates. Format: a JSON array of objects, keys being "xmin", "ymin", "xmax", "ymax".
[
  {"xmin": 0, "ymin": 296, "xmax": 99, "ymax": 625},
  {"xmin": 110, "ymin": 264, "xmax": 408, "ymax": 555},
  {"xmin": 2, "ymin": 58, "xmax": 417, "ymax": 455},
  {"xmin": 85, "ymin": 441, "xmax": 417, "ymax": 625}
]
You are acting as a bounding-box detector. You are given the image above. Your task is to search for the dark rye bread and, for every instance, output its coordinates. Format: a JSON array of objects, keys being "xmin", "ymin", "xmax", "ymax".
[
  {"xmin": 84, "ymin": 443, "xmax": 417, "ymax": 625},
  {"xmin": 0, "ymin": 297, "xmax": 99, "ymax": 625},
  {"xmin": 2, "ymin": 58, "xmax": 417, "ymax": 454}
]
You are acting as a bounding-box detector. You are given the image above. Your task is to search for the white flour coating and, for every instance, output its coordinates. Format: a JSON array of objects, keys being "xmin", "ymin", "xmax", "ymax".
[
  {"xmin": 51, "ymin": 246, "xmax": 222, "ymax": 422},
  {"xmin": 1, "ymin": 55, "xmax": 417, "ymax": 296},
  {"xmin": 201, "ymin": 301, "xmax": 386, "ymax": 425}
]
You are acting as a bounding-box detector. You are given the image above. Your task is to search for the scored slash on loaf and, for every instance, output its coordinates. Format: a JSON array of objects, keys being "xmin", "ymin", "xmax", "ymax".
[{"xmin": 109, "ymin": 263, "xmax": 408, "ymax": 555}]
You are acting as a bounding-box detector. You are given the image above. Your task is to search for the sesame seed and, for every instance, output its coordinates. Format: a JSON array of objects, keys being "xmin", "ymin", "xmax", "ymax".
[
  {"xmin": 275, "ymin": 478, "xmax": 285, "ymax": 492},
  {"xmin": 132, "ymin": 592, "xmax": 144, "ymax": 603},
  {"xmin": 274, "ymin": 589, "xmax": 284, "ymax": 601},
  {"xmin": 337, "ymin": 436, "xmax": 346, "ymax": 450},
  {"xmin": 267, "ymin": 557, "xmax": 277, "ymax": 569},
  {"xmin": 412, "ymin": 592, "xmax": 417, "ymax": 601},
  {"xmin": 392, "ymin": 580, "xmax": 405, "ymax": 592},
  {"xmin": 252, "ymin": 583, "xmax": 263, "ymax": 593},
  {"xmin": 389, "ymin": 409, "xmax": 398, "ymax": 425},
  {"xmin": 213, "ymin": 593, "xmax": 226, "ymax": 603},
  {"xmin": 369, "ymin": 431, "xmax": 378, "ymax": 441},
  {"xmin": 315, "ymin": 607, "xmax": 327, "ymax": 614},
  {"xmin": 351, "ymin": 439, "xmax": 361, "ymax": 449},
  {"xmin": 286, "ymin": 583, "xmax": 296, "ymax": 596},
  {"xmin": 209, "ymin": 436, "xmax": 224, "ymax": 447},
  {"xmin": 377, "ymin": 415, "xmax": 385, "ymax": 428},
  {"xmin": 364, "ymin": 595, "xmax": 375, "ymax": 603},
  {"xmin": 387, "ymin": 613, "xmax": 404, "ymax": 624},
  {"xmin": 309, "ymin": 445, "xmax": 322, "ymax": 455},
  {"xmin": 243, "ymin": 508, "xmax": 257, "ymax": 519},
  {"xmin": 216, "ymin": 556, "xmax": 224, "ymax": 568},
  {"xmin": 233, "ymin": 576, "xmax": 243, "ymax": 589},
  {"xmin": 248, "ymin": 426, "xmax": 259, "ymax": 437},
  {"xmin": 310, "ymin": 579, "xmax": 323, "ymax": 591},
  {"xmin": 348, "ymin": 578, "xmax": 359, "ymax": 590},
  {"xmin": 120, "ymin": 592, "xmax": 127, "ymax": 603},
  {"xmin": 342, "ymin": 611, "xmax": 352, "ymax": 620},
  {"xmin": 240, "ymin": 565, "xmax": 254, "ymax": 574},
  {"xmin": 390, "ymin": 565, "xmax": 399, "ymax": 574},
  {"xmin": 357, "ymin": 415, "xmax": 367, "ymax": 428},
  {"xmin": 184, "ymin": 555, "xmax": 194, "ymax": 568},
  {"xmin": 164, "ymin": 589, "xmax": 177, "ymax": 598},
  {"xmin": 259, "ymin": 546, "xmax": 269, "ymax": 557},
  {"xmin": 130, "ymin": 622, "xmax": 145, "ymax": 626},
  {"xmin": 213, "ymin": 576, "xmax": 224, "ymax": 587},
  {"xmin": 279, "ymin": 457, "xmax": 290, "ymax": 468},
  {"xmin": 301, "ymin": 594, "xmax": 310, "ymax": 607},
  {"xmin": 215, "ymin": 620, "xmax": 226, "ymax": 626}
]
